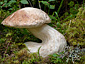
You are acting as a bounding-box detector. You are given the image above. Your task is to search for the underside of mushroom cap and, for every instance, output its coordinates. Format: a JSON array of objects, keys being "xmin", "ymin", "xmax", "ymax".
[{"xmin": 1, "ymin": 7, "xmax": 51, "ymax": 28}]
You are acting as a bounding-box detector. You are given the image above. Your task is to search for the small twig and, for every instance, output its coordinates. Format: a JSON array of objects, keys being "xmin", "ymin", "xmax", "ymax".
[
  {"xmin": 38, "ymin": 0, "xmax": 41, "ymax": 9},
  {"xmin": 17, "ymin": 0, "xmax": 21, "ymax": 8},
  {"xmin": 24, "ymin": 4, "xmax": 25, "ymax": 7},
  {"xmin": 19, "ymin": 3, "xmax": 21, "ymax": 9},
  {"xmin": 3, "ymin": 37, "xmax": 12, "ymax": 57},
  {"xmin": 27, "ymin": 0, "xmax": 33, "ymax": 7},
  {"xmin": 64, "ymin": 20, "xmax": 71, "ymax": 36},
  {"xmin": 69, "ymin": 20, "xmax": 71, "ymax": 27},
  {"xmin": 4, "ymin": 42, "xmax": 10, "ymax": 57}
]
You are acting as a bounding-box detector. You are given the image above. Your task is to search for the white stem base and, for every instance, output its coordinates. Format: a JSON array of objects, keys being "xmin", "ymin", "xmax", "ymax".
[
  {"xmin": 25, "ymin": 24, "xmax": 66, "ymax": 57},
  {"xmin": 25, "ymin": 42, "xmax": 41, "ymax": 53}
]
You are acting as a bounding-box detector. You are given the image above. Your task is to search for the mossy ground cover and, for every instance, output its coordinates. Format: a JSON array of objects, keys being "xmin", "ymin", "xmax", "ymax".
[{"xmin": 62, "ymin": 7, "xmax": 85, "ymax": 46}]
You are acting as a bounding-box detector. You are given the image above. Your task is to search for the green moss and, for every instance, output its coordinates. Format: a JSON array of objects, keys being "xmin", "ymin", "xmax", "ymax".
[
  {"xmin": 62, "ymin": 7, "xmax": 85, "ymax": 46},
  {"xmin": 77, "ymin": 7, "xmax": 85, "ymax": 19}
]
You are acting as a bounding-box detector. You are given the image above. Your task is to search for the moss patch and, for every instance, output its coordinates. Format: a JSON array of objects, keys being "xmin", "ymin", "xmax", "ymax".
[{"xmin": 62, "ymin": 7, "xmax": 85, "ymax": 46}]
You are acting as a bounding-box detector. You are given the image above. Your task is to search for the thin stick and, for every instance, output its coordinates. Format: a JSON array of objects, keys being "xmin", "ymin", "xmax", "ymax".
[
  {"xmin": 19, "ymin": 3, "xmax": 21, "ymax": 9},
  {"xmin": 27, "ymin": 0, "xmax": 33, "ymax": 7},
  {"xmin": 38, "ymin": 0, "xmax": 41, "ymax": 9}
]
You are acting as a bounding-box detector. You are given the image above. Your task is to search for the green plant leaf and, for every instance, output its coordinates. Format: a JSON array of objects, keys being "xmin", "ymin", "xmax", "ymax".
[
  {"xmin": 53, "ymin": 54, "xmax": 58, "ymax": 57},
  {"xmin": 55, "ymin": 12, "xmax": 60, "ymax": 21},
  {"xmin": 0, "ymin": 2, "xmax": 3, "ymax": 5},
  {"xmin": 6, "ymin": 33, "xmax": 12, "ymax": 37},
  {"xmin": 8, "ymin": 0, "xmax": 16, "ymax": 4},
  {"xmin": 8, "ymin": 8, "xmax": 13, "ymax": 10},
  {"xmin": 3, "ymin": 3, "xmax": 8, "ymax": 7},
  {"xmin": 50, "ymin": 5, "xmax": 55, "ymax": 9},
  {"xmin": 49, "ymin": 15, "xmax": 57, "ymax": 20},
  {"xmin": 49, "ymin": 0, "xmax": 55, "ymax": 2},
  {"xmin": 7, "ymin": 0, "xmax": 16, "ymax": 7},
  {"xmin": 0, "ymin": 38, "xmax": 6, "ymax": 43},
  {"xmin": 40, "ymin": 1, "xmax": 50, "ymax": 7},
  {"xmin": 68, "ymin": 1, "xmax": 74, "ymax": 7},
  {"xmin": 56, "ymin": 22, "xmax": 61, "ymax": 28},
  {"xmin": 4, "ymin": 0, "xmax": 7, "ymax": 3},
  {"xmin": 20, "ymin": 0, "xmax": 28, "ymax": 4}
]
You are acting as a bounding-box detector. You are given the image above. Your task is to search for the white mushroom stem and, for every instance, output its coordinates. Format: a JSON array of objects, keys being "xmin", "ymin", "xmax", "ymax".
[{"xmin": 25, "ymin": 24, "xmax": 66, "ymax": 57}]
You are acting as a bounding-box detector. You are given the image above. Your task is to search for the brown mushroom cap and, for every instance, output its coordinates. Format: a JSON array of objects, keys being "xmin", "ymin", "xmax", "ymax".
[{"xmin": 1, "ymin": 7, "xmax": 51, "ymax": 28}]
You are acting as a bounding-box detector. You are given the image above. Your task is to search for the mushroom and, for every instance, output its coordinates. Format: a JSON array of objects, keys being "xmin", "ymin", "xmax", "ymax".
[{"xmin": 1, "ymin": 7, "xmax": 67, "ymax": 57}]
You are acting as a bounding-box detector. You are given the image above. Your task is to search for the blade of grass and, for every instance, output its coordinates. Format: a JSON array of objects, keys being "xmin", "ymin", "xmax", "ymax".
[
  {"xmin": 55, "ymin": 12, "xmax": 60, "ymax": 21},
  {"xmin": 57, "ymin": 0, "xmax": 63, "ymax": 14},
  {"xmin": 83, "ymin": 0, "xmax": 84, "ymax": 8}
]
